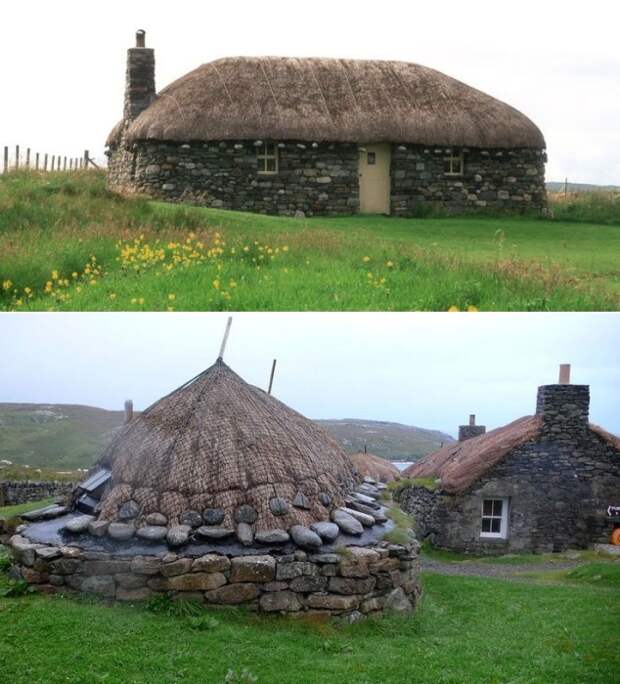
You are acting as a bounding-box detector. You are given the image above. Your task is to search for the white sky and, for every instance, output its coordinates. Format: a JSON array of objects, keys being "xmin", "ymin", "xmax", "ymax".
[
  {"xmin": 1, "ymin": 0, "xmax": 619, "ymax": 183},
  {"xmin": 0, "ymin": 313, "xmax": 618, "ymax": 438}
]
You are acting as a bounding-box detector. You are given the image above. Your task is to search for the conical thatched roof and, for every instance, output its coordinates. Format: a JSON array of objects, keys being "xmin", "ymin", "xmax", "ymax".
[
  {"xmin": 97, "ymin": 359, "xmax": 358, "ymax": 533},
  {"xmin": 107, "ymin": 56, "xmax": 545, "ymax": 149},
  {"xmin": 349, "ymin": 451, "xmax": 401, "ymax": 483}
]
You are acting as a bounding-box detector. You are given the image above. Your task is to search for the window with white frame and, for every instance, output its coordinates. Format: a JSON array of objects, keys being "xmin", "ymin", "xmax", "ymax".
[
  {"xmin": 444, "ymin": 150, "xmax": 464, "ymax": 176},
  {"xmin": 256, "ymin": 142, "xmax": 278, "ymax": 174},
  {"xmin": 480, "ymin": 498, "xmax": 509, "ymax": 538}
]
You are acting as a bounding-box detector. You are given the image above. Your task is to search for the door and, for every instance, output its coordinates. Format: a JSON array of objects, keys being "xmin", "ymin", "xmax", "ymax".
[{"xmin": 358, "ymin": 143, "xmax": 391, "ymax": 214}]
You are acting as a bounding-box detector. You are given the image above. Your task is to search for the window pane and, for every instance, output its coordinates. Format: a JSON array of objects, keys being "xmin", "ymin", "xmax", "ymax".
[
  {"xmin": 491, "ymin": 518, "xmax": 501, "ymax": 533},
  {"xmin": 493, "ymin": 500, "xmax": 503, "ymax": 517},
  {"xmin": 481, "ymin": 518, "xmax": 491, "ymax": 532},
  {"xmin": 266, "ymin": 158, "xmax": 276, "ymax": 172},
  {"xmin": 443, "ymin": 159, "xmax": 452, "ymax": 174},
  {"xmin": 367, "ymin": 152, "xmax": 376, "ymax": 165},
  {"xmin": 483, "ymin": 500, "xmax": 493, "ymax": 516}
]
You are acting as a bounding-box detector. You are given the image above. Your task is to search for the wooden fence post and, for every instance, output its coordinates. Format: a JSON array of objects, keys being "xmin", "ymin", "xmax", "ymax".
[
  {"xmin": 44, "ymin": 153, "xmax": 48, "ymax": 171},
  {"xmin": 3, "ymin": 146, "xmax": 7, "ymax": 174},
  {"xmin": 15, "ymin": 145, "xmax": 19, "ymax": 170},
  {"xmin": 26, "ymin": 148, "xmax": 31, "ymax": 168},
  {"xmin": 63, "ymin": 156, "xmax": 67, "ymax": 171},
  {"xmin": 36, "ymin": 152, "xmax": 40, "ymax": 170},
  {"xmin": 84, "ymin": 149, "xmax": 89, "ymax": 168}
]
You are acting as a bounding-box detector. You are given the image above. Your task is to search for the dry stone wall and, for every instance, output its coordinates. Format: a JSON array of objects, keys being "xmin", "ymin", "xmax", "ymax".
[
  {"xmin": 107, "ymin": 140, "xmax": 546, "ymax": 217},
  {"xmin": 0, "ymin": 481, "xmax": 73, "ymax": 507},
  {"xmin": 8, "ymin": 535, "xmax": 420, "ymax": 618}
]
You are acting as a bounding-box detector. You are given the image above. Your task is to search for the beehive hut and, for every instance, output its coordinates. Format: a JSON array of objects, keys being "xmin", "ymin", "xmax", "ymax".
[
  {"xmin": 8, "ymin": 337, "xmax": 420, "ymax": 616},
  {"xmin": 106, "ymin": 31, "xmax": 547, "ymax": 217},
  {"xmin": 398, "ymin": 365, "xmax": 620, "ymax": 554},
  {"xmin": 349, "ymin": 451, "xmax": 401, "ymax": 483}
]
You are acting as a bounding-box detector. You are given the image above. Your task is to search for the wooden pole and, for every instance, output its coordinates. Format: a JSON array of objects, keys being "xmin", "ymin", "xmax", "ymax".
[
  {"xmin": 3, "ymin": 147, "xmax": 7, "ymax": 174},
  {"xmin": 84, "ymin": 149, "xmax": 89, "ymax": 168},
  {"xmin": 52, "ymin": 155, "xmax": 56, "ymax": 172},
  {"xmin": 564, "ymin": 177, "xmax": 568, "ymax": 199},
  {"xmin": 69, "ymin": 159, "xmax": 73, "ymax": 171},
  {"xmin": 44, "ymin": 153, "xmax": 48, "ymax": 171},
  {"xmin": 26, "ymin": 148, "xmax": 31, "ymax": 168},
  {"xmin": 15, "ymin": 145, "xmax": 19, "ymax": 170},
  {"xmin": 268, "ymin": 359, "xmax": 277, "ymax": 395},
  {"xmin": 218, "ymin": 317, "xmax": 233, "ymax": 360},
  {"xmin": 35, "ymin": 152, "xmax": 40, "ymax": 170}
]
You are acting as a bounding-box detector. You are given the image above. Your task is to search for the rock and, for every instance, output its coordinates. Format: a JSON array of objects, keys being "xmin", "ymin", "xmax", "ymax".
[
  {"xmin": 118, "ymin": 500, "xmax": 141, "ymax": 521},
  {"xmin": 346, "ymin": 500, "xmax": 387, "ymax": 522},
  {"xmin": 310, "ymin": 522, "xmax": 340, "ymax": 541},
  {"xmin": 357, "ymin": 483, "xmax": 379, "ymax": 499},
  {"xmin": 202, "ymin": 508, "xmax": 225, "ymax": 525},
  {"xmin": 130, "ymin": 558, "xmax": 160, "ymax": 575},
  {"xmin": 255, "ymin": 529, "xmax": 290, "ymax": 544},
  {"xmin": 236, "ymin": 522, "xmax": 254, "ymax": 546},
  {"xmin": 114, "ymin": 573, "xmax": 147, "ymax": 590},
  {"xmin": 290, "ymin": 525, "xmax": 323, "ymax": 549},
  {"xmin": 145, "ymin": 512, "xmax": 167, "ymax": 526},
  {"xmin": 363, "ymin": 476, "xmax": 377, "ymax": 485},
  {"xmin": 384, "ymin": 586, "xmax": 413, "ymax": 615},
  {"xmin": 269, "ymin": 497, "xmax": 289, "ymax": 516},
  {"xmin": 331, "ymin": 510, "xmax": 363, "ymax": 535},
  {"xmin": 160, "ymin": 558, "xmax": 193, "ymax": 577},
  {"xmin": 136, "ymin": 525, "xmax": 168, "ymax": 542},
  {"xmin": 205, "ymin": 583, "xmax": 259, "ymax": 604},
  {"xmin": 108, "ymin": 523, "xmax": 135, "ymax": 541},
  {"xmin": 167, "ymin": 572, "xmax": 227, "ymax": 592},
  {"xmin": 259, "ymin": 591, "xmax": 302, "ymax": 612},
  {"xmin": 310, "ymin": 553, "xmax": 340, "ymax": 564},
  {"xmin": 294, "ymin": 210, "xmax": 305, "ymax": 219},
  {"xmin": 166, "ymin": 525, "xmax": 191, "ymax": 547},
  {"xmin": 289, "ymin": 575, "xmax": 327, "ymax": 592},
  {"xmin": 292, "ymin": 492, "xmax": 311, "ymax": 510},
  {"xmin": 88, "ymin": 520, "xmax": 109, "ymax": 537},
  {"xmin": 83, "ymin": 560, "xmax": 129, "ymax": 575},
  {"xmin": 48, "ymin": 558, "xmax": 81, "ymax": 575},
  {"xmin": 234, "ymin": 505, "xmax": 258, "ymax": 524},
  {"xmin": 180, "ymin": 510, "xmax": 203, "ymax": 528},
  {"xmin": 81, "ymin": 575, "xmax": 116, "ymax": 598},
  {"xmin": 263, "ymin": 581, "xmax": 289, "ymax": 592},
  {"xmin": 345, "ymin": 610, "xmax": 365, "ymax": 624},
  {"xmin": 306, "ymin": 594, "xmax": 360, "ymax": 611},
  {"xmin": 230, "ymin": 555, "xmax": 276, "ymax": 583},
  {"xmin": 276, "ymin": 562, "xmax": 318, "ymax": 580},
  {"xmin": 339, "ymin": 561, "xmax": 369, "ymax": 579},
  {"xmin": 192, "ymin": 554, "xmax": 230, "ymax": 573},
  {"xmin": 351, "ymin": 492, "xmax": 379, "ymax": 509},
  {"xmin": 196, "ymin": 526, "xmax": 234, "ymax": 540},
  {"xmin": 35, "ymin": 547, "xmax": 62, "ymax": 561},
  {"xmin": 318, "ymin": 492, "xmax": 332, "ymax": 507},
  {"xmin": 116, "ymin": 587, "xmax": 153, "ymax": 602},
  {"xmin": 338, "ymin": 507, "xmax": 375, "ymax": 527},
  {"xmin": 329, "ymin": 576, "xmax": 376, "ymax": 595},
  {"xmin": 64, "ymin": 515, "xmax": 94, "ymax": 533}
]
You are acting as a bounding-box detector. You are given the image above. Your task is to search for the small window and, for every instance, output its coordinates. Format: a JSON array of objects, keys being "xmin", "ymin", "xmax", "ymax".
[
  {"xmin": 257, "ymin": 142, "xmax": 278, "ymax": 174},
  {"xmin": 367, "ymin": 152, "xmax": 376, "ymax": 165},
  {"xmin": 444, "ymin": 151, "xmax": 464, "ymax": 176},
  {"xmin": 480, "ymin": 498, "xmax": 509, "ymax": 539}
]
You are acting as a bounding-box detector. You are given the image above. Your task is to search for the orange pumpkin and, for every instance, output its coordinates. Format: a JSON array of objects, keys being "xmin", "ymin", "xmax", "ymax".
[{"xmin": 611, "ymin": 527, "xmax": 620, "ymax": 545}]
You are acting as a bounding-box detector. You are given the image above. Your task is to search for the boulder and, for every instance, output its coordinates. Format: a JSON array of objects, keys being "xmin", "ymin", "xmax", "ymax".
[
  {"xmin": 166, "ymin": 525, "xmax": 190, "ymax": 547},
  {"xmin": 35, "ymin": 546, "xmax": 62, "ymax": 561},
  {"xmin": 331, "ymin": 510, "xmax": 363, "ymax": 535},
  {"xmin": 116, "ymin": 587, "xmax": 153, "ymax": 602},
  {"xmin": 205, "ymin": 583, "xmax": 259, "ymax": 604},
  {"xmin": 202, "ymin": 508, "xmax": 224, "ymax": 526},
  {"xmin": 306, "ymin": 594, "xmax": 360, "ymax": 611},
  {"xmin": 108, "ymin": 523, "xmax": 135, "ymax": 541},
  {"xmin": 130, "ymin": 557, "xmax": 161, "ymax": 575},
  {"xmin": 191, "ymin": 554, "xmax": 230, "ymax": 573},
  {"xmin": 292, "ymin": 492, "xmax": 310, "ymax": 510},
  {"xmin": 328, "ymin": 576, "xmax": 376, "ymax": 595},
  {"xmin": 318, "ymin": 492, "xmax": 332, "ymax": 507},
  {"xmin": 145, "ymin": 512, "xmax": 168, "ymax": 526},
  {"xmin": 64, "ymin": 515, "xmax": 94, "ymax": 534},
  {"xmin": 234, "ymin": 505, "xmax": 257, "ymax": 524},
  {"xmin": 230, "ymin": 555, "xmax": 276, "ymax": 583},
  {"xmin": 289, "ymin": 525, "xmax": 323, "ymax": 550},
  {"xmin": 289, "ymin": 575, "xmax": 327, "ymax": 592},
  {"xmin": 259, "ymin": 591, "xmax": 302, "ymax": 612},
  {"xmin": 195, "ymin": 526, "xmax": 234, "ymax": 540},
  {"xmin": 136, "ymin": 526, "xmax": 168, "ymax": 542},
  {"xmin": 255, "ymin": 529, "xmax": 290, "ymax": 544},
  {"xmin": 160, "ymin": 558, "xmax": 192, "ymax": 577},
  {"xmin": 118, "ymin": 500, "xmax": 141, "ymax": 521},
  {"xmin": 179, "ymin": 510, "xmax": 203, "ymax": 528},
  {"xmin": 310, "ymin": 522, "xmax": 340, "ymax": 542},
  {"xmin": 167, "ymin": 572, "xmax": 227, "ymax": 592},
  {"xmin": 384, "ymin": 586, "xmax": 413, "ymax": 615},
  {"xmin": 236, "ymin": 522, "xmax": 254, "ymax": 546},
  {"xmin": 88, "ymin": 520, "xmax": 109, "ymax": 537},
  {"xmin": 269, "ymin": 497, "xmax": 289, "ymax": 516}
]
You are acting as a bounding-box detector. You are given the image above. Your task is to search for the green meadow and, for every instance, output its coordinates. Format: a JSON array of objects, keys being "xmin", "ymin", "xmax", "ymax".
[{"xmin": 1, "ymin": 170, "xmax": 619, "ymax": 312}]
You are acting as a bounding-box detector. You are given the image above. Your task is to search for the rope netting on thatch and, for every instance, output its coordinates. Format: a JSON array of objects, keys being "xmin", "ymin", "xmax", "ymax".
[
  {"xmin": 107, "ymin": 57, "xmax": 545, "ymax": 149},
  {"xmin": 349, "ymin": 452, "xmax": 401, "ymax": 483},
  {"xmin": 98, "ymin": 360, "xmax": 357, "ymax": 530}
]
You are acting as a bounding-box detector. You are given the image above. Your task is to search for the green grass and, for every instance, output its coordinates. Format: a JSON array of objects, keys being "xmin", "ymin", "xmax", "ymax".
[
  {"xmin": 0, "ymin": 497, "xmax": 57, "ymax": 519},
  {"xmin": 1, "ymin": 170, "xmax": 620, "ymax": 311},
  {"xmin": 523, "ymin": 562, "xmax": 620, "ymax": 587},
  {"xmin": 550, "ymin": 191, "xmax": 620, "ymax": 226},
  {"xmin": 0, "ymin": 569, "xmax": 617, "ymax": 683}
]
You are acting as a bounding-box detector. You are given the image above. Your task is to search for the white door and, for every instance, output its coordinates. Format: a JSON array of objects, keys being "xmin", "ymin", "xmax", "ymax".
[{"xmin": 359, "ymin": 143, "xmax": 391, "ymax": 214}]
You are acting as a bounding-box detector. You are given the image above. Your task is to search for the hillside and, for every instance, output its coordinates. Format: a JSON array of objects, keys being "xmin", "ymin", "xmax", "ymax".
[
  {"xmin": 0, "ymin": 403, "xmax": 451, "ymax": 471},
  {"xmin": 317, "ymin": 419, "xmax": 454, "ymax": 461},
  {"xmin": 546, "ymin": 181, "xmax": 620, "ymax": 193}
]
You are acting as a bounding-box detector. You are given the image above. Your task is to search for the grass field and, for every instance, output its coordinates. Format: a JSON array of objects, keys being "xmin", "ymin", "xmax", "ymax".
[
  {"xmin": 1, "ymin": 171, "xmax": 619, "ymax": 312},
  {"xmin": 0, "ymin": 497, "xmax": 57, "ymax": 519},
  {"xmin": 0, "ymin": 562, "xmax": 617, "ymax": 683}
]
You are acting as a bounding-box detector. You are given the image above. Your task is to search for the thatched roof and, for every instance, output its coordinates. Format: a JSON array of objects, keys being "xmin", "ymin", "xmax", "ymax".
[
  {"xmin": 98, "ymin": 359, "xmax": 358, "ymax": 531},
  {"xmin": 107, "ymin": 56, "xmax": 545, "ymax": 148},
  {"xmin": 404, "ymin": 415, "xmax": 620, "ymax": 493},
  {"xmin": 349, "ymin": 451, "xmax": 401, "ymax": 483}
]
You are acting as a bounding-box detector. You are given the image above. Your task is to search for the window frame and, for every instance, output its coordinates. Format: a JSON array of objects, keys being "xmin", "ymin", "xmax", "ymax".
[
  {"xmin": 256, "ymin": 141, "xmax": 279, "ymax": 175},
  {"xmin": 443, "ymin": 150, "xmax": 464, "ymax": 177},
  {"xmin": 480, "ymin": 497, "xmax": 509, "ymax": 539}
]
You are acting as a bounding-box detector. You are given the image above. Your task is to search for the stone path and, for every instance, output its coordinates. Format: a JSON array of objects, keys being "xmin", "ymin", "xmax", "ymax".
[{"xmin": 420, "ymin": 556, "xmax": 584, "ymax": 580}]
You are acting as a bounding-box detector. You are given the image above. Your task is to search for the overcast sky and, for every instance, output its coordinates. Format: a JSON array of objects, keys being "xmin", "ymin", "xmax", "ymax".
[
  {"xmin": 1, "ymin": 313, "xmax": 618, "ymax": 438},
  {"xmin": 1, "ymin": 0, "xmax": 619, "ymax": 184}
]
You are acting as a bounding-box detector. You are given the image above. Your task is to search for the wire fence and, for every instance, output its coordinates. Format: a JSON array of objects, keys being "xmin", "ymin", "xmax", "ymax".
[{"xmin": 1, "ymin": 145, "xmax": 100, "ymax": 174}]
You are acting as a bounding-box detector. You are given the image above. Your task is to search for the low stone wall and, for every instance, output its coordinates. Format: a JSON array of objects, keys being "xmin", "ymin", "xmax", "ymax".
[
  {"xmin": 8, "ymin": 535, "xmax": 420, "ymax": 618},
  {"xmin": 0, "ymin": 481, "xmax": 74, "ymax": 507}
]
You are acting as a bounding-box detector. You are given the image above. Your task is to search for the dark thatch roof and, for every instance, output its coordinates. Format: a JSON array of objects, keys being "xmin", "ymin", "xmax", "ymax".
[
  {"xmin": 404, "ymin": 415, "xmax": 620, "ymax": 493},
  {"xmin": 349, "ymin": 451, "xmax": 401, "ymax": 483},
  {"xmin": 107, "ymin": 56, "xmax": 545, "ymax": 148},
  {"xmin": 97, "ymin": 359, "xmax": 358, "ymax": 531}
]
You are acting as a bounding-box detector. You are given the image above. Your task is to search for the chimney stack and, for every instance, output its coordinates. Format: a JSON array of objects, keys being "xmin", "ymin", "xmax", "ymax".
[
  {"xmin": 124, "ymin": 399, "xmax": 134, "ymax": 423},
  {"xmin": 123, "ymin": 30, "xmax": 156, "ymax": 124},
  {"xmin": 536, "ymin": 364, "xmax": 589, "ymax": 431},
  {"xmin": 458, "ymin": 414, "xmax": 486, "ymax": 441}
]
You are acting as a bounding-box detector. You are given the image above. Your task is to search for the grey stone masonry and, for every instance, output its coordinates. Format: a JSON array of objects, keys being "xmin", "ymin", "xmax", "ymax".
[
  {"xmin": 0, "ymin": 481, "xmax": 74, "ymax": 508},
  {"xmin": 536, "ymin": 384, "xmax": 590, "ymax": 433},
  {"xmin": 106, "ymin": 141, "xmax": 547, "ymax": 217},
  {"xmin": 124, "ymin": 47, "xmax": 156, "ymax": 123},
  {"xmin": 458, "ymin": 425, "xmax": 486, "ymax": 441}
]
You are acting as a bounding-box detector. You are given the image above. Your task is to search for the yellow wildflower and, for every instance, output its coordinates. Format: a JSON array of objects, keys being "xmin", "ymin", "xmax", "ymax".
[
  {"xmin": 448, "ymin": 306, "xmax": 460, "ymax": 312},
  {"xmin": 282, "ymin": 245, "xmax": 289, "ymax": 252},
  {"xmin": 213, "ymin": 279, "xmax": 220, "ymax": 290},
  {"xmin": 386, "ymin": 261, "xmax": 394, "ymax": 268},
  {"xmin": 109, "ymin": 293, "xmax": 117, "ymax": 300},
  {"xmin": 44, "ymin": 281, "xmax": 53, "ymax": 293},
  {"xmin": 138, "ymin": 298, "xmax": 144, "ymax": 305},
  {"xmin": 2, "ymin": 279, "xmax": 12, "ymax": 291},
  {"xmin": 51, "ymin": 270, "xmax": 58, "ymax": 280},
  {"xmin": 229, "ymin": 281, "xmax": 237, "ymax": 289},
  {"xmin": 362, "ymin": 256, "xmax": 370, "ymax": 263},
  {"xmin": 24, "ymin": 287, "xmax": 32, "ymax": 294},
  {"xmin": 168, "ymin": 294, "xmax": 176, "ymax": 301},
  {"xmin": 467, "ymin": 305, "xmax": 479, "ymax": 312}
]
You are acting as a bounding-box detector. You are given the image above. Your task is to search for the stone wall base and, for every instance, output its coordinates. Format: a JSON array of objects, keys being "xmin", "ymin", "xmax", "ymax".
[
  {"xmin": 8, "ymin": 534, "xmax": 420, "ymax": 619},
  {"xmin": 0, "ymin": 481, "xmax": 74, "ymax": 507}
]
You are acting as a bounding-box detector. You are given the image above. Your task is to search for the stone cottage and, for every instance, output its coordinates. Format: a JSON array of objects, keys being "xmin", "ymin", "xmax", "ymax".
[
  {"xmin": 105, "ymin": 31, "xmax": 547, "ymax": 217},
  {"xmin": 397, "ymin": 366, "xmax": 620, "ymax": 554}
]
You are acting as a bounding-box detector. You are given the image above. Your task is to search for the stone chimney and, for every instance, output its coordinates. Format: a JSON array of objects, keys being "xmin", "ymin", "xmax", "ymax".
[
  {"xmin": 123, "ymin": 30, "xmax": 156, "ymax": 124},
  {"xmin": 458, "ymin": 414, "xmax": 486, "ymax": 441},
  {"xmin": 535, "ymin": 364, "xmax": 590, "ymax": 433},
  {"xmin": 124, "ymin": 399, "xmax": 134, "ymax": 423}
]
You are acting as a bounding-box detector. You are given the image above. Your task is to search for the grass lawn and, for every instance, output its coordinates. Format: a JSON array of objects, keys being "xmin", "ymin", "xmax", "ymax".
[
  {"xmin": 1, "ymin": 171, "xmax": 619, "ymax": 311},
  {"xmin": 0, "ymin": 567, "xmax": 617, "ymax": 683},
  {"xmin": 0, "ymin": 497, "xmax": 57, "ymax": 520}
]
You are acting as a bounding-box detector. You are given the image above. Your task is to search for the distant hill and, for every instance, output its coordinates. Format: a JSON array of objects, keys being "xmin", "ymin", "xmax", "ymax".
[
  {"xmin": 546, "ymin": 181, "xmax": 620, "ymax": 193},
  {"xmin": 317, "ymin": 419, "xmax": 454, "ymax": 461},
  {"xmin": 0, "ymin": 404, "xmax": 453, "ymax": 472}
]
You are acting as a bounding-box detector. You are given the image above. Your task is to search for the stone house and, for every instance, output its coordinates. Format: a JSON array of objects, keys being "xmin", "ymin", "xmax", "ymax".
[
  {"xmin": 106, "ymin": 31, "xmax": 547, "ymax": 217},
  {"xmin": 397, "ymin": 366, "xmax": 620, "ymax": 554}
]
